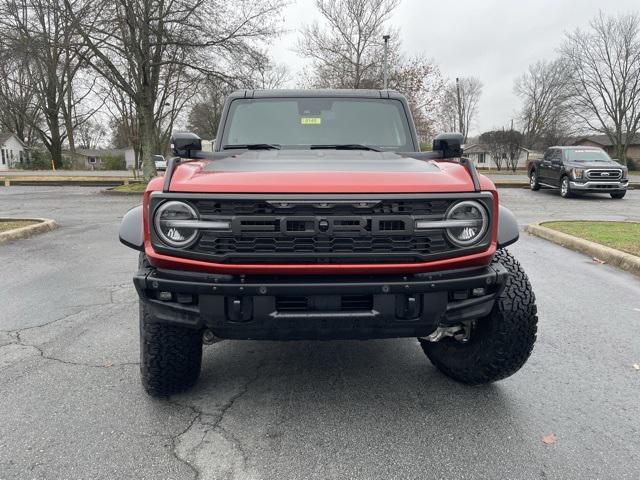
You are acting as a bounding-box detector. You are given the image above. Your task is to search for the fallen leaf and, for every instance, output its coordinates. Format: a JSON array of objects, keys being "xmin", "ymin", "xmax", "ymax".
[
  {"xmin": 633, "ymin": 363, "xmax": 640, "ymax": 371},
  {"xmin": 592, "ymin": 257, "xmax": 606, "ymax": 264},
  {"xmin": 542, "ymin": 433, "xmax": 558, "ymax": 445},
  {"xmin": 104, "ymin": 361, "xmax": 114, "ymax": 368}
]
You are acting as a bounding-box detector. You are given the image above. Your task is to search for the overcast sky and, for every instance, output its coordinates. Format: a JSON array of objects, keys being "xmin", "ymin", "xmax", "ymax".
[{"xmin": 271, "ymin": 0, "xmax": 640, "ymax": 135}]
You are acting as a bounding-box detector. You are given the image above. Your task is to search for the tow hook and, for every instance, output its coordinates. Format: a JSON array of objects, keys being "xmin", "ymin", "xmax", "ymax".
[{"xmin": 422, "ymin": 323, "xmax": 472, "ymax": 343}]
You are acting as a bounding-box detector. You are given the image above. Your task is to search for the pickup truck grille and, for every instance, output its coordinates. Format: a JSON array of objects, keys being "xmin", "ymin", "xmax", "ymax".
[
  {"xmin": 587, "ymin": 169, "xmax": 622, "ymax": 180},
  {"xmin": 150, "ymin": 194, "xmax": 493, "ymax": 264}
]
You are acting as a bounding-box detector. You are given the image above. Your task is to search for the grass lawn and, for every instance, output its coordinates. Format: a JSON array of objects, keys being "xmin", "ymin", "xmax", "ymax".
[
  {"xmin": 110, "ymin": 182, "xmax": 147, "ymax": 193},
  {"xmin": 0, "ymin": 220, "xmax": 40, "ymax": 232},
  {"xmin": 542, "ymin": 221, "xmax": 640, "ymax": 257}
]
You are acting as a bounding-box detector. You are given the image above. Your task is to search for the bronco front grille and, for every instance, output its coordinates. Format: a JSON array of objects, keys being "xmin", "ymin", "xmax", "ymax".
[{"xmin": 149, "ymin": 194, "xmax": 493, "ymax": 264}]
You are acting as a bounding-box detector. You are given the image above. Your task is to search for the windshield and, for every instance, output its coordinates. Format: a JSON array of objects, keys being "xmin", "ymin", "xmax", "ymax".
[
  {"xmin": 221, "ymin": 97, "xmax": 414, "ymax": 151},
  {"xmin": 566, "ymin": 149, "xmax": 611, "ymax": 162}
]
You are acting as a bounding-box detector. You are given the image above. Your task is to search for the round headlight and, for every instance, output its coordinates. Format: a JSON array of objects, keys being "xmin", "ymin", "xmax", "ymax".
[
  {"xmin": 154, "ymin": 201, "xmax": 199, "ymax": 247},
  {"xmin": 445, "ymin": 200, "xmax": 488, "ymax": 247}
]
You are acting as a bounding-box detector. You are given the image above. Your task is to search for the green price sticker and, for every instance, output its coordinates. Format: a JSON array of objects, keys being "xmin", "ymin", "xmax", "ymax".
[{"xmin": 301, "ymin": 117, "xmax": 322, "ymax": 125}]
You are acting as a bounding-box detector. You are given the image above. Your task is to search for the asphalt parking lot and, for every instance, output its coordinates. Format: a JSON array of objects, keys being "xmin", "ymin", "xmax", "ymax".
[{"xmin": 1, "ymin": 186, "xmax": 639, "ymax": 480}]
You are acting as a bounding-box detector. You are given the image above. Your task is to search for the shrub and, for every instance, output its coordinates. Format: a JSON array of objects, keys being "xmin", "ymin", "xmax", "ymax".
[
  {"xmin": 22, "ymin": 149, "xmax": 53, "ymax": 170},
  {"xmin": 100, "ymin": 155, "xmax": 126, "ymax": 170}
]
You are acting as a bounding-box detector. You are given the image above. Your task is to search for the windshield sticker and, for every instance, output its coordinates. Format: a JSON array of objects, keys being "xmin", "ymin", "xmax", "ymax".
[{"xmin": 301, "ymin": 117, "xmax": 322, "ymax": 125}]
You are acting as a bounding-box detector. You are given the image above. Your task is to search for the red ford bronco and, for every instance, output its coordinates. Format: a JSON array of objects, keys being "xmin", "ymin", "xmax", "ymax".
[{"xmin": 120, "ymin": 90, "xmax": 537, "ymax": 397}]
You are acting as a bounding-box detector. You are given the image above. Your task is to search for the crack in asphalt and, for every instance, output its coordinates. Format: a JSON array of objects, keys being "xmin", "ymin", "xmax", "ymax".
[
  {"xmin": 167, "ymin": 358, "xmax": 269, "ymax": 479},
  {"xmin": 0, "ymin": 331, "xmax": 140, "ymax": 369},
  {"xmin": 0, "ymin": 284, "xmax": 138, "ymax": 370}
]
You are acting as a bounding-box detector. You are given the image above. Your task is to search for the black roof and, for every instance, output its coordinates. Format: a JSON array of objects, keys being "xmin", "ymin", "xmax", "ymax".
[{"xmin": 227, "ymin": 89, "xmax": 406, "ymax": 100}]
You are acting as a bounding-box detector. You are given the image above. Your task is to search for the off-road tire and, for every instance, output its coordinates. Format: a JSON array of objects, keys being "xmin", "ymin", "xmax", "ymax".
[
  {"xmin": 529, "ymin": 169, "xmax": 540, "ymax": 191},
  {"xmin": 138, "ymin": 254, "xmax": 202, "ymax": 397},
  {"xmin": 419, "ymin": 249, "xmax": 538, "ymax": 385},
  {"xmin": 610, "ymin": 191, "xmax": 626, "ymax": 199}
]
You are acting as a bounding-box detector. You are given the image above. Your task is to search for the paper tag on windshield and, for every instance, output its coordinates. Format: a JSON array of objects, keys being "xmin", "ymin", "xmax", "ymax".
[{"xmin": 301, "ymin": 117, "xmax": 321, "ymax": 125}]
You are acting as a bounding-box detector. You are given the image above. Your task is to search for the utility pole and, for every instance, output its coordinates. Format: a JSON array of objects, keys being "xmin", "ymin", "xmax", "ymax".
[
  {"xmin": 456, "ymin": 77, "xmax": 464, "ymax": 138},
  {"xmin": 383, "ymin": 34, "xmax": 390, "ymax": 89}
]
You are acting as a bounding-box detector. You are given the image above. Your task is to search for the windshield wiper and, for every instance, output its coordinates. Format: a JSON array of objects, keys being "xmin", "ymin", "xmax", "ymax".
[
  {"xmin": 223, "ymin": 143, "xmax": 281, "ymax": 150},
  {"xmin": 310, "ymin": 144, "xmax": 381, "ymax": 152}
]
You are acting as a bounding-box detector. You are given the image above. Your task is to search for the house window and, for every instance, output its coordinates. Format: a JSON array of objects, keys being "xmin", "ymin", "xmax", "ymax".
[
  {"xmin": 477, "ymin": 153, "xmax": 486, "ymax": 164},
  {"xmin": 1, "ymin": 149, "xmax": 5, "ymax": 165},
  {"xmin": 88, "ymin": 156, "xmax": 96, "ymax": 164}
]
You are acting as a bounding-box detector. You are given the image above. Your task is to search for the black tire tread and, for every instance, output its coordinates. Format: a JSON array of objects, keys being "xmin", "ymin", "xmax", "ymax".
[
  {"xmin": 419, "ymin": 249, "xmax": 538, "ymax": 385},
  {"xmin": 139, "ymin": 253, "xmax": 202, "ymax": 397}
]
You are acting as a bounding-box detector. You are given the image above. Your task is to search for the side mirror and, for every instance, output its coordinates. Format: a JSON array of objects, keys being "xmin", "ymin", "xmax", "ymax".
[
  {"xmin": 171, "ymin": 132, "xmax": 202, "ymax": 158},
  {"xmin": 432, "ymin": 133, "xmax": 464, "ymax": 158}
]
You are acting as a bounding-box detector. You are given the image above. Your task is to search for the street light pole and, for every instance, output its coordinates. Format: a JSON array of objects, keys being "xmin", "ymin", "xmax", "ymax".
[
  {"xmin": 456, "ymin": 77, "xmax": 464, "ymax": 137},
  {"xmin": 383, "ymin": 34, "xmax": 390, "ymax": 89}
]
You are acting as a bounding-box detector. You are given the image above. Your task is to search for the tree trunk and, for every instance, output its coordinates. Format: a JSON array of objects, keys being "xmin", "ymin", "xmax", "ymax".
[
  {"xmin": 615, "ymin": 143, "xmax": 627, "ymax": 165},
  {"xmin": 138, "ymin": 100, "xmax": 158, "ymax": 182}
]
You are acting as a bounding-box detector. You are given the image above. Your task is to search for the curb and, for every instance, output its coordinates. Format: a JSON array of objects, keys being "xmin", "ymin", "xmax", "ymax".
[
  {"xmin": 1, "ymin": 178, "xmax": 138, "ymax": 187},
  {"xmin": 0, "ymin": 218, "xmax": 58, "ymax": 244},
  {"xmin": 103, "ymin": 187, "xmax": 145, "ymax": 196},
  {"xmin": 526, "ymin": 222, "xmax": 640, "ymax": 277}
]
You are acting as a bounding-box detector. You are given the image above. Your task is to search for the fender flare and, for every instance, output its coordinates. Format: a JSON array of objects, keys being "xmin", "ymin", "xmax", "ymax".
[
  {"xmin": 119, "ymin": 205, "xmax": 144, "ymax": 251},
  {"xmin": 497, "ymin": 205, "xmax": 519, "ymax": 248}
]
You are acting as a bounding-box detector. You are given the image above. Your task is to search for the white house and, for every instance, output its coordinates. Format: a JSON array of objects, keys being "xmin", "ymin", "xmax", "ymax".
[
  {"xmin": 0, "ymin": 133, "xmax": 26, "ymax": 171},
  {"xmin": 464, "ymin": 143, "xmax": 535, "ymax": 170}
]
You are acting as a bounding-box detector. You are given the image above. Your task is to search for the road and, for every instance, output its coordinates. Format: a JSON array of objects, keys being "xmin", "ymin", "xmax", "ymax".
[{"xmin": 1, "ymin": 187, "xmax": 639, "ymax": 480}]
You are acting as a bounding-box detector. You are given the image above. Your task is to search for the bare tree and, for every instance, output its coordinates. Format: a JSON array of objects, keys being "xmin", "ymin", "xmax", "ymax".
[
  {"xmin": 514, "ymin": 59, "xmax": 574, "ymax": 150},
  {"xmin": 298, "ymin": 0, "xmax": 400, "ymax": 89},
  {"xmin": 439, "ymin": 77, "xmax": 482, "ymax": 143},
  {"xmin": 562, "ymin": 12, "xmax": 640, "ymax": 165},
  {"xmin": 76, "ymin": 119, "xmax": 106, "ymax": 149},
  {"xmin": 388, "ymin": 55, "xmax": 444, "ymax": 143},
  {"xmin": 0, "ymin": 0, "xmax": 87, "ymax": 167},
  {"xmin": 0, "ymin": 48, "xmax": 41, "ymax": 145},
  {"xmin": 503, "ymin": 130, "xmax": 524, "ymax": 172},
  {"xmin": 480, "ymin": 130, "xmax": 506, "ymax": 171},
  {"xmin": 63, "ymin": 0, "xmax": 284, "ymax": 180}
]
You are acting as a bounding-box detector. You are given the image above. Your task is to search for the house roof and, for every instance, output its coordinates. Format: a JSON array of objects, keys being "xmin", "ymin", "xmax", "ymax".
[
  {"xmin": 0, "ymin": 132, "xmax": 25, "ymax": 147},
  {"xmin": 572, "ymin": 133, "xmax": 640, "ymax": 147},
  {"xmin": 464, "ymin": 143, "xmax": 532, "ymax": 154},
  {"xmin": 73, "ymin": 148, "xmax": 128, "ymax": 157}
]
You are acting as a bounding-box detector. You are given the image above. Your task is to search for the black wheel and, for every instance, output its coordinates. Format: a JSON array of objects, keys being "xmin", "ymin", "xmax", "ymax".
[
  {"xmin": 419, "ymin": 249, "xmax": 538, "ymax": 385},
  {"xmin": 138, "ymin": 255, "xmax": 202, "ymax": 397},
  {"xmin": 529, "ymin": 170, "xmax": 540, "ymax": 191},
  {"xmin": 559, "ymin": 175, "xmax": 572, "ymax": 198},
  {"xmin": 610, "ymin": 191, "xmax": 626, "ymax": 199}
]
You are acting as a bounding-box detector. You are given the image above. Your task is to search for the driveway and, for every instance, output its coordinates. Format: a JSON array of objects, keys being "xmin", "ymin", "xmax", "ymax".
[{"xmin": 1, "ymin": 187, "xmax": 639, "ymax": 479}]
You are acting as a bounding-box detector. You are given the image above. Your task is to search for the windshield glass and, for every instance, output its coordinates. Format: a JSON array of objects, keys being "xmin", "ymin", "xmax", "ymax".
[
  {"xmin": 222, "ymin": 97, "xmax": 414, "ymax": 151},
  {"xmin": 566, "ymin": 149, "xmax": 611, "ymax": 162}
]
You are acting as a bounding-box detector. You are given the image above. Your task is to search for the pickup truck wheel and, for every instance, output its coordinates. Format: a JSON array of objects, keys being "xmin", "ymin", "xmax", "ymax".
[
  {"xmin": 529, "ymin": 170, "xmax": 540, "ymax": 191},
  {"xmin": 610, "ymin": 191, "xmax": 626, "ymax": 199},
  {"xmin": 560, "ymin": 175, "xmax": 572, "ymax": 198},
  {"xmin": 419, "ymin": 249, "xmax": 538, "ymax": 385}
]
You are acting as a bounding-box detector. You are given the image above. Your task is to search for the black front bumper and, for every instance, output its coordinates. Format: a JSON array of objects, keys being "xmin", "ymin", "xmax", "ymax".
[{"xmin": 134, "ymin": 264, "xmax": 508, "ymax": 340}]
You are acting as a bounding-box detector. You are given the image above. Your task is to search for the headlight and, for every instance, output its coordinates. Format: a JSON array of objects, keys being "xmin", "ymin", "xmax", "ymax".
[
  {"xmin": 622, "ymin": 167, "xmax": 628, "ymax": 180},
  {"xmin": 443, "ymin": 200, "xmax": 489, "ymax": 247},
  {"xmin": 154, "ymin": 201, "xmax": 199, "ymax": 247},
  {"xmin": 571, "ymin": 168, "xmax": 584, "ymax": 179}
]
